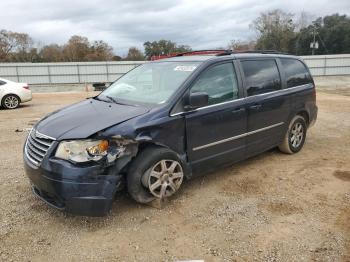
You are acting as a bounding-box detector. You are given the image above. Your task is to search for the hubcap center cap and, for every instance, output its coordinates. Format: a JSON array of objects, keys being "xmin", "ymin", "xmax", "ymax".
[{"xmin": 161, "ymin": 173, "xmax": 170, "ymax": 182}]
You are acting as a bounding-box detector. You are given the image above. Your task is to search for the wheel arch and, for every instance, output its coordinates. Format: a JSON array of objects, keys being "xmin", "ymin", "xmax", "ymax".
[
  {"xmin": 2, "ymin": 93, "xmax": 21, "ymax": 103},
  {"xmin": 132, "ymin": 140, "xmax": 192, "ymax": 178},
  {"xmin": 296, "ymin": 110, "xmax": 310, "ymax": 127}
]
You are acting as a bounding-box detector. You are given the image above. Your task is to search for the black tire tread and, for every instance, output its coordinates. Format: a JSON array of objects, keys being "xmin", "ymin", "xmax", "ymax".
[{"xmin": 127, "ymin": 146, "xmax": 183, "ymax": 204}]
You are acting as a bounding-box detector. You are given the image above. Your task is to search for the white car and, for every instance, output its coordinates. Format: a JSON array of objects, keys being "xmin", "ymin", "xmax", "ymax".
[{"xmin": 0, "ymin": 77, "xmax": 32, "ymax": 109}]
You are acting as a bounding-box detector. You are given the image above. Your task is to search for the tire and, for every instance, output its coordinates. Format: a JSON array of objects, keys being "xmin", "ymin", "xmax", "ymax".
[
  {"xmin": 127, "ymin": 146, "xmax": 185, "ymax": 204},
  {"xmin": 1, "ymin": 94, "xmax": 20, "ymax": 109},
  {"xmin": 279, "ymin": 115, "xmax": 307, "ymax": 154}
]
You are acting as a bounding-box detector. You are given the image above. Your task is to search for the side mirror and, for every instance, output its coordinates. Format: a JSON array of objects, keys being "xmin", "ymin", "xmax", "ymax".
[{"xmin": 185, "ymin": 92, "xmax": 209, "ymax": 110}]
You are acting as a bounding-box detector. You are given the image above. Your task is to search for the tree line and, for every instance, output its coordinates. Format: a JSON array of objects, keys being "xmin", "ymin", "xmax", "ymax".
[
  {"xmin": 0, "ymin": 11, "xmax": 349, "ymax": 63},
  {"xmin": 250, "ymin": 11, "xmax": 350, "ymax": 55}
]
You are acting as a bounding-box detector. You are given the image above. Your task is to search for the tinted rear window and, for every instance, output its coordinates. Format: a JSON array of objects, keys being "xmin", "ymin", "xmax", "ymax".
[
  {"xmin": 241, "ymin": 59, "xmax": 281, "ymax": 96},
  {"xmin": 280, "ymin": 58, "xmax": 313, "ymax": 88}
]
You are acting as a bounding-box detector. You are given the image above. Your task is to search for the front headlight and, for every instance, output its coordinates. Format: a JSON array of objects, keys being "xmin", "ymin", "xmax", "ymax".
[{"xmin": 55, "ymin": 139, "xmax": 109, "ymax": 163}]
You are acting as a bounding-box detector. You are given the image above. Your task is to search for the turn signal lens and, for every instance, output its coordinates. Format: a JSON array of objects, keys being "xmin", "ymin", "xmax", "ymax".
[{"xmin": 87, "ymin": 140, "xmax": 109, "ymax": 156}]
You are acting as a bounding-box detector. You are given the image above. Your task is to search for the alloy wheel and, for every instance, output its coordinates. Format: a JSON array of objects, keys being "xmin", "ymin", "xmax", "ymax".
[
  {"xmin": 4, "ymin": 95, "xmax": 19, "ymax": 109},
  {"xmin": 290, "ymin": 122, "xmax": 304, "ymax": 148},
  {"xmin": 144, "ymin": 159, "xmax": 184, "ymax": 199}
]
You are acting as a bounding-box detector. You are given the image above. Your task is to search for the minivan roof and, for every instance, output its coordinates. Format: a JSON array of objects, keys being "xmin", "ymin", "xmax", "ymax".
[{"xmin": 154, "ymin": 52, "xmax": 300, "ymax": 63}]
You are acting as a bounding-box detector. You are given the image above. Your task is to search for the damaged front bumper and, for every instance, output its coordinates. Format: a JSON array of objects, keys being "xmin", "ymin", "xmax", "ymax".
[
  {"xmin": 23, "ymin": 133, "xmax": 139, "ymax": 216},
  {"xmin": 24, "ymin": 156, "xmax": 123, "ymax": 217}
]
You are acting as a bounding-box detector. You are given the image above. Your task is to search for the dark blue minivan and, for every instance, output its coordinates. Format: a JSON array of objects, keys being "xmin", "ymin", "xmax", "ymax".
[{"xmin": 23, "ymin": 51, "xmax": 317, "ymax": 216}]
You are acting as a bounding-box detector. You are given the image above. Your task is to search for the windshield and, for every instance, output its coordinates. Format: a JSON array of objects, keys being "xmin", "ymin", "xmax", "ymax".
[{"xmin": 99, "ymin": 61, "xmax": 201, "ymax": 105}]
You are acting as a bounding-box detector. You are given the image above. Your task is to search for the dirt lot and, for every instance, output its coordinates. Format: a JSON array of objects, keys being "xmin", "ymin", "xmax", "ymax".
[{"xmin": 0, "ymin": 90, "xmax": 349, "ymax": 262}]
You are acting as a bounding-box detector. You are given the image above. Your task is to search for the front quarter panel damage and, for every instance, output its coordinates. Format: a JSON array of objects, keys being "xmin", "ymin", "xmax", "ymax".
[
  {"xmin": 102, "ymin": 136, "xmax": 139, "ymax": 179},
  {"xmin": 95, "ymin": 112, "xmax": 190, "ymax": 187}
]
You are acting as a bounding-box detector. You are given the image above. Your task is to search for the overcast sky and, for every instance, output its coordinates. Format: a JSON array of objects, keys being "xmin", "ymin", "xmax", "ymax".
[{"xmin": 1, "ymin": 0, "xmax": 349, "ymax": 55}]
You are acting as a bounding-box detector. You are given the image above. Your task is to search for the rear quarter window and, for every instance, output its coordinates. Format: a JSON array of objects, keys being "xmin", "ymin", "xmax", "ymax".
[
  {"xmin": 280, "ymin": 58, "xmax": 313, "ymax": 88},
  {"xmin": 0, "ymin": 80, "xmax": 6, "ymax": 85},
  {"xmin": 241, "ymin": 59, "xmax": 281, "ymax": 96}
]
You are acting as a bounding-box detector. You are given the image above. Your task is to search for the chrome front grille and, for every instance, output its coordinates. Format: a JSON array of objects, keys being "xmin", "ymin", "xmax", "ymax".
[{"xmin": 25, "ymin": 129, "xmax": 55, "ymax": 166}]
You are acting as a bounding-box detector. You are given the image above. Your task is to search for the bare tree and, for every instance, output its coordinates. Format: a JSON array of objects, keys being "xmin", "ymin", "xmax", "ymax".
[
  {"xmin": 0, "ymin": 30, "xmax": 33, "ymax": 61},
  {"xmin": 125, "ymin": 47, "xmax": 145, "ymax": 61},
  {"xmin": 0, "ymin": 30, "xmax": 16, "ymax": 61},
  {"xmin": 227, "ymin": 39, "xmax": 256, "ymax": 51},
  {"xmin": 12, "ymin": 33, "xmax": 34, "ymax": 61},
  {"xmin": 251, "ymin": 9, "xmax": 296, "ymax": 52},
  {"xmin": 63, "ymin": 35, "xmax": 90, "ymax": 62},
  {"xmin": 40, "ymin": 44, "xmax": 64, "ymax": 62},
  {"xmin": 86, "ymin": 40, "xmax": 114, "ymax": 61}
]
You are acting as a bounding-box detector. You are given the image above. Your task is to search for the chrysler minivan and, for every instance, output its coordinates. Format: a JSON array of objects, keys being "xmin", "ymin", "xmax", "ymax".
[{"xmin": 24, "ymin": 51, "xmax": 317, "ymax": 216}]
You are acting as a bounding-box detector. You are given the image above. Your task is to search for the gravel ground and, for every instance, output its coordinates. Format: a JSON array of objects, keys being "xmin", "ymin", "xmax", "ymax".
[{"xmin": 0, "ymin": 90, "xmax": 349, "ymax": 262}]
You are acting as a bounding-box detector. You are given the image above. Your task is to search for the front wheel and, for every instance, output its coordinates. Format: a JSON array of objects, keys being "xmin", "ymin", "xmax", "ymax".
[
  {"xmin": 279, "ymin": 115, "xmax": 307, "ymax": 154},
  {"xmin": 127, "ymin": 146, "xmax": 185, "ymax": 204}
]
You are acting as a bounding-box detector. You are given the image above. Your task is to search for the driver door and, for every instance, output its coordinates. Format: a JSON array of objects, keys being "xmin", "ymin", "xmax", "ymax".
[{"xmin": 185, "ymin": 62, "xmax": 247, "ymax": 175}]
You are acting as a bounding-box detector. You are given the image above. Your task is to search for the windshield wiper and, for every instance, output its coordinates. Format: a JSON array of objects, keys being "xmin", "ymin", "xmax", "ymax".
[
  {"xmin": 106, "ymin": 95, "xmax": 118, "ymax": 104},
  {"xmin": 105, "ymin": 95, "xmax": 130, "ymax": 106},
  {"xmin": 93, "ymin": 96, "xmax": 108, "ymax": 102}
]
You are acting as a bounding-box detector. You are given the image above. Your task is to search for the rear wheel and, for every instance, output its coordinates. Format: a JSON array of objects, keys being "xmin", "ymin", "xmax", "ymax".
[
  {"xmin": 279, "ymin": 115, "xmax": 307, "ymax": 154},
  {"xmin": 2, "ymin": 94, "xmax": 20, "ymax": 109},
  {"xmin": 127, "ymin": 146, "xmax": 185, "ymax": 204}
]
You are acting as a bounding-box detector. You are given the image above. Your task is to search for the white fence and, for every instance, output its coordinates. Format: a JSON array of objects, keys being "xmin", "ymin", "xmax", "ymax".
[
  {"xmin": 0, "ymin": 61, "xmax": 144, "ymax": 84},
  {"xmin": 0, "ymin": 54, "xmax": 349, "ymax": 85},
  {"xmin": 302, "ymin": 54, "xmax": 350, "ymax": 76}
]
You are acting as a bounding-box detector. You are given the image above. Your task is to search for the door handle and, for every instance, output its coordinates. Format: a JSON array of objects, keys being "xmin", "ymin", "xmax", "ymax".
[
  {"xmin": 249, "ymin": 104, "xmax": 262, "ymax": 110},
  {"xmin": 232, "ymin": 107, "xmax": 245, "ymax": 113}
]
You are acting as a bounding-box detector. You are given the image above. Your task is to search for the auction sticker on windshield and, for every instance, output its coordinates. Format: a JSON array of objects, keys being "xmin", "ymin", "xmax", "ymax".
[{"xmin": 174, "ymin": 65, "xmax": 197, "ymax": 72}]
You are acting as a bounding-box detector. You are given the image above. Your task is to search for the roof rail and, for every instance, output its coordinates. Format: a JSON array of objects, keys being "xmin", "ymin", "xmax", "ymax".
[
  {"xmin": 150, "ymin": 50, "xmax": 231, "ymax": 60},
  {"xmin": 175, "ymin": 49, "xmax": 289, "ymax": 57},
  {"xmin": 234, "ymin": 50, "xmax": 289, "ymax": 55},
  {"xmin": 175, "ymin": 50, "xmax": 232, "ymax": 57},
  {"xmin": 150, "ymin": 49, "xmax": 289, "ymax": 61}
]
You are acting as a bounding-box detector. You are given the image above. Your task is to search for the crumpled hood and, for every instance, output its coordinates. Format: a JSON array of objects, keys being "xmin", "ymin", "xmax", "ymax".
[{"xmin": 35, "ymin": 99, "xmax": 149, "ymax": 140}]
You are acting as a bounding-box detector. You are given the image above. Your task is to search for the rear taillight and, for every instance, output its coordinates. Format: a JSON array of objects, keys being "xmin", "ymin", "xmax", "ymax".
[{"xmin": 23, "ymin": 84, "xmax": 29, "ymax": 90}]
